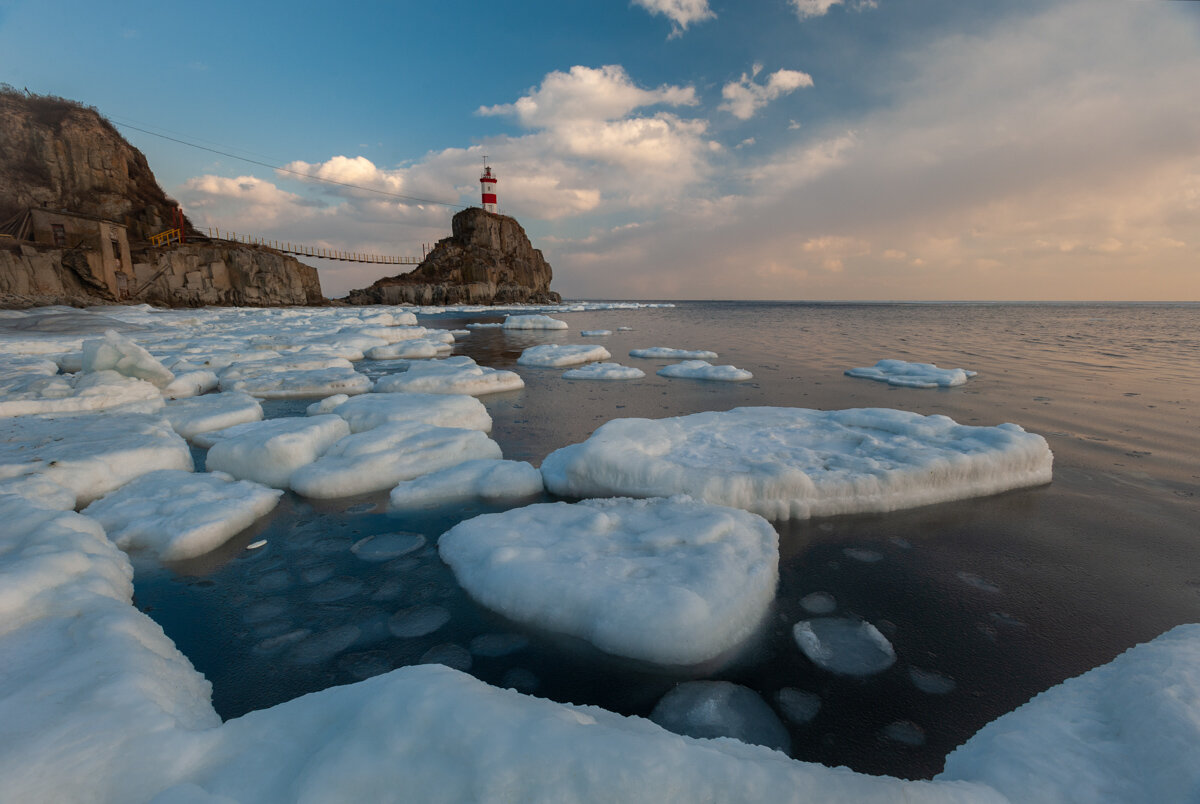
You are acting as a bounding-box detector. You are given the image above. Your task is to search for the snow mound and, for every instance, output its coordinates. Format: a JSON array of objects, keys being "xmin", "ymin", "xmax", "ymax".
[
  {"xmin": 0, "ymin": 370, "xmax": 164, "ymax": 417},
  {"xmin": 330, "ymin": 391, "xmax": 493, "ymax": 433},
  {"xmin": 541, "ymin": 407, "xmax": 1053, "ymax": 520},
  {"xmin": 657, "ymin": 360, "xmax": 753, "ymax": 382},
  {"xmin": 164, "ymin": 392, "xmax": 263, "ymax": 442},
  {"xmin": 388, "ymin": 459, "xmax": 543, "ymax": 509},
  {"xmin": 290, "ymin": 421, "xmax": 502, "ymax": 499},
  {"xmin": 503, "ymin": 314, "xmax": 568, "ymax": 330},
  {"xmin": 562, "ymin": 362, "xmax": 646, "ymax": 381},
  {"xmin": 793, "ymin": 618, "xmax": 897, "ymax": 677},
  {"xmin": 650, "ymin": 681, "xmax": 791, "ymax": 753},
  {"xmin": 82, "ymin": 470, "xmax": 282, "ymax": 560},
  {"xmin": 81, "ymin": 330, "xmax": 174, "ymax": 388},
  {"xmin": 846, "ymin": 359, "xmax": 978, "ymax": 389},
  {"xmin": 374, "ymin": 356, "xmax": 523, "ymax": 396},
  {"xmin": 631, "ymin": 347, "xmax": 719, "ymax": 360},
  {"xmin": 204, "ymin": 415, "xmax": 350, "ymax": 488},
  {"xmin": 517, "ymin": 344, "xmax": 612, "ymax": 367},
  {"xmin": 0, "ymin": 412, "xmax": 193, "ymax": 505},
  {"xmin": 439, "ymin": 497, "xmax": 779, "ymax": 665}
]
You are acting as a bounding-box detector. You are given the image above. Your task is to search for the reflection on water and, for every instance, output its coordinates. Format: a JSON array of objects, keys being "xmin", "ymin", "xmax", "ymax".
[{"xmin": 133, "ymin": 301, "xmax": 1200, "ymax": 780}]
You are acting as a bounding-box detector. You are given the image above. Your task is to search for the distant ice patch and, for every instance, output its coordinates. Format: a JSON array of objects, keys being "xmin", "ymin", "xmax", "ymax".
[
  {"xmin": 517, "ymin": 344, "xmax": 611, "ymax": 368},
  {"xmin": 562, "ymin": 362, "xmax": 646, "ymax": 381},
  {"xmin": 793, "ymin": 618, "xmax": 897, "ymax": 677},
  {"xmin": 657, "ymin": 360, "xmax": 753, "ymax": 382},
  {"xmin": 846, "ymin": 359, "xmax": 977, "ymax": 389},
  {"xmin": 439, "ymin": 497, "xmax": 778, "ymax": 665},
  {"xmin": 581, "ymin": 330, "xmax": 611, "ymax": 337},
  {"xmin": 630, "ymin": 347, "xmax": 718, "ymax": 360},
  {"xmin": 502, "ymin": 314, "xmax": 568, "ymax": 330},
  {"xmin": 650, "ymin": 681, "xmax": 791, "ymax": 753},
  {"xmin": 388, "ymin": 459, "xmax": 543, "ymax": 509}
]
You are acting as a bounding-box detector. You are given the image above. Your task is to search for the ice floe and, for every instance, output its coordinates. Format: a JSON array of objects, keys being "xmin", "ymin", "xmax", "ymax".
[
  {"xmin": 326, "ymin": 391, "xmax": 493, "ymax": 433},
  {"xmin": 81, "ymin": 330, "xmax": 174, "ymax": 388},
  {"xmin": 163, "ymin": 391, "xmax": 263, "ymax": 442},
  {"xmin": 503, "ymin": 314, "xmax": 568, "ymax": 330},
  {"xmin": 365, "ymin": 338, "xmax": 453, "ymax": 360},
  {"xmin": 581, "ymin": 330, "xmax": 611, "ymax": 336},
  {"xmin": 220, "ymin": 364, "xmax": 372, "ymax": 399},
  {"xmin": 374, "ymin": 356, "xmax": 523, "ymax": 396},
  {"xmin": 388, "ymin": 459, "xmax": 543, "ymax": 509},
  {"xmin": 651, "ymin": 681, "xmax": 791, "ymax": 753},
  {"xmin": 204, "ymin": 415, "xmax": 350, "ymax": 488},
  {"xmin": 0, "ymin": 370, "xmax": 164, "ymax": 417},
  {"xmin": 290, "ymin": 421, "xmax": 502, "ymax": 499},
  {"xmin": 776, "ymin": 688, "xmax": 821, "ymax": 725},
  {"xmin": 846, "ymin": 359, "xmax": 978, "ymax": 389},
  {"xmin": 541, "ymin": 407, "xmax": 1053, "ymax": 520},
  {"xmin": 793, "ymin": 618, "xmax": 897, "ymax": 677},
  {"xmin": 439, "ymin": 497, "xmax": 779, "ymax": 665},
  {"xmin": 82, "ymin": 470, "xmax": 282, "ymax": 560},
  {"xmin": 562, "ymin": 362, "xmax": 646, "ymax": 380},
  {"xmin": 630, "ymin": 346, "xmax": 719, "ymax": 360},
  {"xmin": 657, "ymin": 360, "xmax": 753, "ymax": 382},
  {"xmin": 517, "ymin": 344, "xmax": 612, "ymax": 367},
  {"xmin": 799, "ymin": 592, "xmax": 837, "ymax": 615}
]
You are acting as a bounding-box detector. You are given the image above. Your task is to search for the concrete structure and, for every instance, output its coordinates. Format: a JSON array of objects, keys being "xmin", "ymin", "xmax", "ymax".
[{"xmin": 1, "ymin": 207, "xmax": 133, "ymax": 298}]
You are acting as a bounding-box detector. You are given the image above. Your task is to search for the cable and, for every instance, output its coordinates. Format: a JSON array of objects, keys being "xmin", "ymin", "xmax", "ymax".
[{"xmin": 111, "ymin": 121, "xmax": 467, "ymax": 209}]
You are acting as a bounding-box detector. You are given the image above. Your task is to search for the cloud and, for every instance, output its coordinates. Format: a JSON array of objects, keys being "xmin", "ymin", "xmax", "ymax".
[
  {"xmin": 790, "ymin": 0, "xmax": 877, "ymax": 21},
  {"xmin": 720, "ymin": 65, "xmax": 814, "ymax": 120},
  {"xmin": 630, "ymin": 0, "xmax": 715, "ymax": 37}
]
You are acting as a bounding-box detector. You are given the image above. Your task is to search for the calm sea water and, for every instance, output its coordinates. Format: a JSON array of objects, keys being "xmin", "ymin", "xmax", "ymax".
[{"xmin": 134, "ymin": 301, "xmax": 1200, "ymax": 780}]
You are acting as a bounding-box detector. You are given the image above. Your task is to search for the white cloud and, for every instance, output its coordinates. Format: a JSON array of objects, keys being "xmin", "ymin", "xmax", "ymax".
[
  {"xmin": 790, "ymin": 0, "xmax": 877, "ymax": 21},
  {"xmin": 720, "ymin": 65, "xmax": 814, "ymax": 120},
  {"xmin": 630, "ymin": 0, "xmax": 715, "ymax": 37}
]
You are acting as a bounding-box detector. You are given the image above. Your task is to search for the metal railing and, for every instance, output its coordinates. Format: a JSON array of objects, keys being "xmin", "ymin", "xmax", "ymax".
[{"xmin": 206, "ymin": 227, "xmax": 423, "ymax": 264}]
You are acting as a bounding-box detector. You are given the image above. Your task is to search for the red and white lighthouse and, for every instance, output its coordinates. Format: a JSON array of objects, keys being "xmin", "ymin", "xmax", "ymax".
[{"xmin": 480, "ymin": 159, "xmax": 498, "ymax": 213}]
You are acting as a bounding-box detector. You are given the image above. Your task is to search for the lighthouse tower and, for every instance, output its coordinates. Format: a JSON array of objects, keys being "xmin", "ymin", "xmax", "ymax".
[{"xmin": 480, "ymin": 159, "xmax": 498, "ymax": 213}]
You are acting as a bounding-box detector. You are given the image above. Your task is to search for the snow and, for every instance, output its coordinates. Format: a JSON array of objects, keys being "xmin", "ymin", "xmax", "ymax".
[
  {"xmin": 290, "ymin": 421, "xmax": 502, "ymax": 499},
  {"xmin": 793, "ymin": 618, "xmax": 897, "ymax": 677},
  {"xmin": 220, "ymin": 365, "xmax": 372, "ymax": 398},
  {"xmin": 0, "ymin": 370, "xmax": 165, "ymax": 417},
  {"xmin": 82, "ymin": 470, "xmax": 282, "ymax": 560},
  {"xmin": 365, "ymin": 338, "xmax": 452, "ymax": 360},
  {"xmin": 650, "ymin": 681, "xmax": 791, "ymax": 753},
  {"xmin": 0, "ymin": 411, "xmax": 193, "ymax": 505},
  {"xmin": 541, "ymin": 407, "xmax": 1054, "ymax": 521},
  {"xmin": 81, "ymin": 330, "xmax": 175, "ymax": 388},
  {"xmin": 517, "ymin": 343, "xmax": 612, "ymax": 367},
  {"xmin": 503, "ymin": 314, "xmax": 568, "ymax": 330},
  {"xmin": 846, "ymin": 359, "xmax": 978, "ymax": 389},
  {"xmin": 163, "ymin": 392, "xmax": 263, "ymax": 442},
  {"xmin": 388, "ymin": 459, "xmax": 543, "ymax": 509},
  {"xmin": 204, "ymin": 415, "xmax": 351, "ymax": 488},
  {"xmin": 439, "ymin": 497, "xmax": 779, "ymax": 665},
  {"xmin": 373, "ymin": 356, "xmax": 524, "ymax": 396},
  {"xmin": 562, "ymin": 362, "xmax": 646, "ymax": 380},
  {"xmin": 329, "ymin": 391, "xmax": 493, "ymax": 433},
  {"xmin": 657, "ymin": 360, "xmax": 753, "ymax": 382},
  {"xmin": 630, "ymin": 346, "xmax": 719, "ymax": 360}
]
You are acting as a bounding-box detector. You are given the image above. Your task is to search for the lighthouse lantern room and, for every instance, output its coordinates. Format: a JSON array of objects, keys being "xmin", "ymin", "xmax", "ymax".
[{"xmin": 480, "ymin": 158, "xmax": 498, "ymax": 213}]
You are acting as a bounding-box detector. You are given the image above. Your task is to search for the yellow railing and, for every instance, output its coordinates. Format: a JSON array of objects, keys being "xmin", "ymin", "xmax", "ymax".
[{"xmin": 150, "ymin": 228, "xmax": 182, "ymax": 247}]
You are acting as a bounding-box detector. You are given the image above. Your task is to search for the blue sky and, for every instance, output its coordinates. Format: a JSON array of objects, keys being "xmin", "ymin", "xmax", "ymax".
[{"xmin": 2, "ymin": 0, "xmax": 1198, "ymax": 300}]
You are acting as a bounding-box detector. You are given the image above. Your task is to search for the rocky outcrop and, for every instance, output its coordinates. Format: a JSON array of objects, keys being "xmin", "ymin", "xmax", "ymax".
[
  {"xmin": 346, "ymin": 208, "xmax": 560, "ymax": 306},
  {"xmin": 131, "ymin": 243, "xmax": 324, "ymax": 307},
  {"xmin": 0, "ymin": 240, "xmax": 114, "ymax": 306}
]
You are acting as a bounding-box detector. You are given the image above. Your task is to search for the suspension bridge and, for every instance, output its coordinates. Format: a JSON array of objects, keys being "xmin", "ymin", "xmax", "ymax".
[{"xmin": 150, "ymin": 224, "xmax": 429, "ymax": 265}]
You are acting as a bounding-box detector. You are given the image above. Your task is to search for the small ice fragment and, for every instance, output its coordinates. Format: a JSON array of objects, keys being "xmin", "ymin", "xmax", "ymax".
[
  {"xmin": 246, "ymin": 540, "xmax": 268, "ymax": 550},
  {"xmin": 561, "ymin": 362, "xmax": 645, "ymax": 381},
  {"xmin": 909, "ymin": 667, "xmax": 957, "ymax": 694},
  {"xmin": 844, "ymin": 548, "xmax": 883, "ymax": 563},
  {"xmin": 336, "ymin": 651, "xmax": 393, "ymax": 681},
  {"xmin": 957, "ymin": 571, "xmax": 1001, "ymax": 594},
  {"xmin": 502, "ymin": 314, "xmax": 568, "ymax": 330},
  {"xmin": 882, "ymin": 720, "xmax": 926, "ymax": 746},
  {"xmin": 285, "ymin": 625, "xmax": 361, "ymax": 665},
  {"xmin": 800, "ymin": 592, "xmax": 837, "ymax": 615},
  {"xmin": 388, "ymin": 605, "xmax": 451, "ymax": 638},
  {"xmin": 629, "ymin": 347, "xmax": 718, "ymax": 360},
  {"xmin": 793, "ymin": 618, "xmax": 897, "ymax": 677},
  {"xmin": 846, "ymin": 359, "xmax": 976, "ymax": 389},
  {"xmin": 307, "ymin": 394, "xmax": 350, "ymax": 416},
  {"xmin": 309, "ymin": 577, "xmax": 365, "ymax": 604},
  {"xmin": 351, "ymin": 532, "xmax": 427, "ymax": 562},
  {"xmin": 581, "ymin": 330, "xmax": 611, "ymax": 336},
  {"xmin": 650, "ymin": 681, "xmax": 791, "ymax": 753},
  {"xmin": 776, "ymin": 688, "xmax": 821, "ymax": 725}
]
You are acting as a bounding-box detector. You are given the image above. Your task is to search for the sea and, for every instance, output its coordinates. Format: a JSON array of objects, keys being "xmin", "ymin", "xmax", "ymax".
[{"xmin": 132, "ymin": 300, "xmax": 1200, "ymax": 780}]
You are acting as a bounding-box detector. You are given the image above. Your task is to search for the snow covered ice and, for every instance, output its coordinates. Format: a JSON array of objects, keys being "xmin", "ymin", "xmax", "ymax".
[
  {"xmin": 793, "ymin": 617, "xmax": 897, "ymax": 677},
  {"xmin": 388, "ymin": 459, "xmax": 543, "ymax": 509},
  {"xmin": 502, "ymin": 313, "xmax": 568, "ymax": 330},
  {"xmin": 373, "ymin": 356, "xmax": 523, "ymax": 396},
  {"xmin": 164, "ymin": 391, "xmax": 263, "ymax": 442},
  {"xmin": 542, "ymin": 407, "xmax": 1054, "ymax": 520},
  {"xmin": 324, "ymin": 391, "xmax": 493, "ymax": 433},
  {"xmin": 562, "ymin": 362, "xmax": 646, "ymax": 380},
  {"xmin": 0, "ymin": 370, "xmax": 164, "ymax": 417},
  {"xmin": 517, "ymin": 343, "xmax": 612, "ymax": 367},
  {"xmin": 657, "ymin": 360, "xmax": 753, "ymax": 382},
  {"xmin": 203, "ymin": 415, "xmax": 350, "ymax": 488},
  {"xmin": 650, "ymin": 681, "xmax": 791, "ymax": 753},
  {"xmin": 438, "ymin": 497, "xmax": 780, "ymax": 665},
  {"xmin": 80, "ymin": 330, "xmax": 175, "ymax": 388},
  {"xmin": 630, "ymin": 346, "xmax": 719, "ymax": 359},
  {"xmin": 846, "ymin": 359, "xmax": 978, "ymax": 388}
]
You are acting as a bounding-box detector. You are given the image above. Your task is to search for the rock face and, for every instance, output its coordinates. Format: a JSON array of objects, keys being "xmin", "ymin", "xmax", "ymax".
[{"xmin": 346, "ymin": 208, "xmax": 560, "ymax": 306}]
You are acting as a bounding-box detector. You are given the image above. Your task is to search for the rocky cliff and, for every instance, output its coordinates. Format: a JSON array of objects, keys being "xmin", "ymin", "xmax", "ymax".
[{"xmin": 346, "ymin": 208, "xmax": 560, "ymax": 306}]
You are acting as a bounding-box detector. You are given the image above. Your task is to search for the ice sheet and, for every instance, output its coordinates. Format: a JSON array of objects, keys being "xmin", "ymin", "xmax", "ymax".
[
  {"xmin": 374, "ymin": 357, "xmax": 524, "ymax": 396},
  {"xmin": 650, "ymin": 681, "xmax": 791, "ymax": 753},
  {"xmin": 503, "ymin": 314, "xmax": 569, "ymax": 330},
  {"xmin": 0, "ymin": 370, "xmax": 165, "ymax": 417},
  {"xmin": 846, "ymin": 359, "xmax": 978, "ymax": 389},
  {"xmin": 630, "ymin": 347, "xmax": 719, "ymax": 360},
  {"xmin": 388, "ymin": 459, "xmax": 543, "ymax": 509},
  {"xmin": 164, "ymin": 392, "xmax": 264, "ymax": 442},
  {"xmin": 562, "ymin": 362, "xmax": 646, "ymax": 380},
  {"xmin": 657, "ymin": 360, "xmax": 753, "ymax": 382},
  {"xmin": 204, "ymin": 415, "xmax": 350, "ymax": 488}
]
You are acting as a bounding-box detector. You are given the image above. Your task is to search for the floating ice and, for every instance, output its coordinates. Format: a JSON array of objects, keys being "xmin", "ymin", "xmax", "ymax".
[
  {"xmin": 631, "ymin": 346, "xmax": 719, "ymax": 360},
  {"xmin": 800, "ymin": 592, "xmax": 837, "ymax": 615},
  {"xmin": 350, "ymin": 533, "xmax": 427, "ymax": 562},
  {"xmin": 291, "ymin": 420, "xmax": 502, "ymax": 499},
  {"xmin": 562, "ymin": 362, "xmax": 646, "ymax": 380},
  {"xmin": 82, "ymin": 470, "xmax": 282, "ymax": 560},
  {"xmin": 439, "ymin": 497, "xmax": 779, "ymax": 665},
  {"xmin": 0, "ymin": 475, "xmax": 76, "ymax": 510},
  {"xmin": 306, "ymin": 394, "xmax": 350, "ymax": 416},
  {"xmin": 517, "ymin": 344, "xmax": 612, "ymax": 367},
  {"xmin": 374, "ymin": 356, "xmax": 523, "ymax": 396},
  {"xmin": 909, "ymin": 667, "xmax": 957, "ymax": 695},
  {"xmin": 204, "ymin": 415, "xmax": 350, "ymax": 488},
  {"xmin": 389, "ymin": 605, "xmax": 451, "ymax": 638},
  {"xmin": 285, "ymin": 625, "xmax": 361, "ymax": 665},
  {"xmin": 651, "ymin": 681, "xmax": 791, "ymax": 753},
  {"xmin": 846, "ymin": 359, "xmax": 978, "ymax": 389},
  {"xmin": 309, "ymin": 577, "xmax": 365, "ymax": 604},
  {"xmin": 776, "ymin": 688, "xmax": 821, "ymax": 725},
  {"xmin": 164, "ymin": 392, "xmax": 263, "ymax": 442},
  {"xmin": 541, "ymin": 407, "xmax": 1054, "ymax": 520},
  {"xmin": 329, "ymin": 392, "xmax": 493, "ymax": 433},
  {"xmin": 503, "ymin": 314, "xmax": 568, "ymax": 330},
  {"xmin": 220, "ymin": 365, "xmax": 372, "ymax": 398},
  {"xmin": 0, "ymin": 370, "xmax": 164, "ymax": 417},
  {"xmin": 161, "ymin": 369, "xmax": 219, "ymax": 399},
  {"xmin": 844, "ymin": 548, "xmax": 883, "ymax": 563},
  {"xmin": 657, "ymin": 360, "xmax": 753, "ymax": 382},
  {"xmin": 0, "ymin": 412, "xmax": 193, "ymax": 505},
  {"xmin": 581, "ymin": 330, "xmax": 611, "ymax": 336},
  {"xmin": 883, "ymin": 721, "xmax": 926, "ymax": 746},
  {"xmin": 365, "ymin": 338, "xmax": 453, "ymax": 360},
  {"xmin": 80, "ymin": 330, "xmax": 174, "ymax": 388},
  {"xmin": 793, "ymin": 618, "xmax": 897, "ymax": 677},
  {"xmin": 388, "ymin": 459, "xmax": 543, "ymax": 509}
]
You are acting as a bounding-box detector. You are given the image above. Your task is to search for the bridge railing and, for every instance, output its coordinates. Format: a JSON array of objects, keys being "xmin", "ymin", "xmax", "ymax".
[{"xmin": 205, "ymin": 227, "xmax": 422, "ymax": 265}]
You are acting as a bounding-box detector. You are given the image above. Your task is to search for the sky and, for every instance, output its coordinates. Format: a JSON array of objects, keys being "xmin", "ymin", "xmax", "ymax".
[{"xmin": 2, "ymin": 0, "xmax": 1198, "ymax": 301}]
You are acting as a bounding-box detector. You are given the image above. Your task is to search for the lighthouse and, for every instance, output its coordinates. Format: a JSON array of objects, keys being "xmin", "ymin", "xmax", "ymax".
[{"xmin": 480, "ymin": 159, "xmax": 498, "ymax": 213}]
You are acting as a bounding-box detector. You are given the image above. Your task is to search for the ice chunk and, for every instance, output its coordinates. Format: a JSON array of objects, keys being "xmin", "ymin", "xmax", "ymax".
[
  {"xmin": 162, "ymin": 370, "xmax": 219, "ymax": 399},
  {"xmin": 329, "ymin": 392, "xmax": 492, "ymax": 433},
  {"xmin": 285, "ymin": 625, "xmax": 361, "ymax": 665},
  {"xmin": 439, "ymin": 497, "xmax": 779, "ymax": 665},
  {"xmin": 0, "ymin": 370, "xmax": 164, "ymax": 417},
  {"xmin": 581, "ymin": 330, "xmax": 611, "ymax": 336},
  {"xmin": 630, "ymin": 346, "xmax": 719, "ymax": 359},
  {"xmin": 388, "ymin": 459, "xmax": 543, "ymax": 509},
  {"xmin": 776, "ymin": 688, "xmax": 821, "ymax": 725},
  {"xmin": 388, "ymin": 605, "xmax": 451, "ymax": 638},
  {"xmin": 373, "ymin": 357, "xmax": 523, "ymax": 396},
  {"xmin": 309, "ymin": 577, "xmax": 364, "ymax": 603},
  {"xmin": 844, "ymin": 548, "xmax": 883, "ymax": 563},
  {"xmin": 650, "ymin": 681, "xmax": 791, "ymax": 753},
  {"xmin": 800, "ymin": 592, "xmax": 837, "ymax": 615},
  {"xmin": 82, "ymin": 470, "xmax": 282, "ymax": 560},
  {"xmin": 350, "ymin": 533, "xmax": 426, "ymax": 562},
  {"xmin": 882, "ymin": 721, "xmax": 926, "ymax": 746},
  {"xmin": 517, "ymin": 344, "xmax": 612, "ymax": 367},
  {"xmin": 306, "ymin": 394, "xmax": 350, "ymax": 416},
  {"xmin": 365, "ymin": 338, "xmax": 452, "ymax": 360},
  {"xmin": 0, "ymin": 412, "xmax": 193, "ymax": 505},
  {"xmin": 204, "ymin": 415, "xmax": 350, "ymax": 488},
  {"xmin": 220, "ymin": 365, "xmax": 371, "ymax": 398},
  {"xmin": 793, "ymin": 618, "xmax": 897, "ymax": 677},
  {"xmin": 164, "ymin": 392, "xmax": 263, "ymax": 442},
  {"xmin": 81, "ymin": 330, "xmax": 174, "ymax": 388},
  {"xmin": 502, "ymin": 314, "xmax": 568, "ymax": 330},
  {"xmin": 541, "ymin": 407, "xmax": 1054, "ymax": 520},
  {"xmin": 562, "ymin": 362, "xmax": 646, "ymax": 380},
  {"xmin": 657, "ymin": 360, "xmax": 753, "ymax": 382},
  {"xmin": 846, "ymin": 359, "xmax": 977, "ymax": 389},
  {"xmin": 290, "ymin": 421, "xmax": 502, "ymax": 499},
  {"xmin": 909, "ymin": 667, "xmax": 957, "ymax": 695}
]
